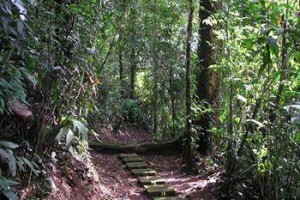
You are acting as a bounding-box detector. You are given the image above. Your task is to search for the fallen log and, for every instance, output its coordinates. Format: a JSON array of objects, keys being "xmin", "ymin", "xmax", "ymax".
[{"xmin": 89, "ymin": 135, "xmax": 183, "ymax": 153}]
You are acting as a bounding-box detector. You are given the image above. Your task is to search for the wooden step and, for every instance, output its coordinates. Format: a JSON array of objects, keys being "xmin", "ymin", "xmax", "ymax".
[
  {"xmin": 138, "ymin": 176, "xmax": 165, "ymax": 185},
  {"xmin": 131, "ymin": 168, "xmax": 157, "ymax": 176},
  {"xmin": 119, "ymin": 153, "xmax": 139, "ymax": 158},
  {"xmin": 122, "ymin": 157, "xmax": 144, "ymax": 162},
  {"xmin": 126, "ymin": 162, "xmax": 148, "ymax": 169},
  {"xmin": 145, "ymin": 185, "xmax": 176, "ymax": 197},
  {"xmin": 153, "ymin": 197, "xmax": 186, "ymax": 200}
]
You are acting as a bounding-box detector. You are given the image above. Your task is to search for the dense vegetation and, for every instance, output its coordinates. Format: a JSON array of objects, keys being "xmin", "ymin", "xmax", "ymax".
[{"xmin": 0, "ymin": 0, "xmax": 299, "ymax": 199}]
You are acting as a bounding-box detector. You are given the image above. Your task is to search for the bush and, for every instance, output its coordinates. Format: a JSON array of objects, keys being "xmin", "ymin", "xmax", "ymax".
[{"xmin": 121, "ymin": 99, "xmax": 143, "ymax": 123}]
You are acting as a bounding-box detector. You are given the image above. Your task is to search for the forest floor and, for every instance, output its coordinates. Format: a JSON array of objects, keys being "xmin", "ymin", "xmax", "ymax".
[{"xmin": 21, "ymin": 125, "xmax": 221, "ymax": 200}]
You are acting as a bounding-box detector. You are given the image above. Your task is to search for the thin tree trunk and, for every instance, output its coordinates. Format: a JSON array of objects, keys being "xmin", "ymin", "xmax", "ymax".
[
  {"xmin": 99, "ymin": 37, "xmax": 116, "ymax": 73},
  {"xmin": 271, "ymin": 5, "xmax": 288, "ymax": 122},
  {"xmin": 119, "ymin": 46, "xmax": 124, "ymax": 99},
  {"xmin": 130, "ymin": 47, "xmax": 136, "ymax": 100},
  {"xmin": 184, "ymin": 0, "xmax": 194, "ymax": 170},
  {"xmin": 169, "ymin": 66, "xmax": 176, "ymax": 138},
  {"xmin": 152, "ymin": 0, "xmax": 158, "ymax": 139},
  {"xmin": 224, "ymin": 7, "xmax": 235, "ymax": 196}
]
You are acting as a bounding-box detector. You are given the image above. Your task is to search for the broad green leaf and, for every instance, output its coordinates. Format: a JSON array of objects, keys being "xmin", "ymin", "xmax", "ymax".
[
  {"xmin": 72, "ymin": 119, "xmax": 88, "ymax": 140},
  {"xmin": 2, "ymin": 1, "xmax": 12, "ymax": 15},
  {"xmin": 0, "ymin": 148, "xmax": 9, "ymax": 161},
  {"xmin": 69, "ymin": 4, "xmax": 81, "ymax": 14},
  {"xmin": 0, "ymin": 178, "xmax": 19, "ymax": 188},
  {"xmin": 295, "ymin": 132, "xmax": 300, "ymax": 144},
  {"xmin": 12, "ymin": 0, "xmax": 26, "ymax": 14},
  {"xmin": 66, "ymin": 129, "xmax": 74, "ymax": 146},
  {"xmin": 246, "ymin": 119, "xmax": 264, "ymax": 128},
  {"xmin": 21, "ymin": 157, "xmax": 39, "ymax": 176},
  {"xmin": 234, "ymin": 117, "xmax": 241, "ymax": 124},
  {"xmin": 257, "ymin": 147, "xmax": 268, "ymax": 159},
  {"xmin": 202, "ymin": 17, "xmax": 217, "ymax": 26},
  {"xmin": 20, "ymin": 67, "xmax": 37, "ymax": 86},
  {"xmin": 17, "ymin": 20, "xmax": 24, "ymax": 35},
  {"xmin": 5, "ymin": 150, "xmax": 17, "ymax": 177},
  {"xmin": 268, "ymin": 36, "xmax": 279, "ymax": 56},
  {"xmin": 16, "ymin": 157, "xmax": 25, "ymax": 172},
  {"xmin": 3, "ymin": 190, "xmax": 18, "ymax": 200},
  {"xmin": 237, "ymin": 94, "xmax": 247, "ymax": 103},
  {"xmin": 0, "ymin": 141, "xmax": 19, "ymax": 149},
  {"xmin": 56, "ymin": 127, "xmax": 69, "ymax": 140}
]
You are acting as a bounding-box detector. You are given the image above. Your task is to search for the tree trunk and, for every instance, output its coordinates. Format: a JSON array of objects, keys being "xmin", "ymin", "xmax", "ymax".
[
  {"xmin": 119, "ymin": 46, "xmax": 124, "ymax": 99},
  {"xmin": 196, "ymin": 0, "xmax": 220, "ymax": 155},
  {"xmin": 169, "ymin": 66, "xmax": 176, "ymax": 138},
  {"xmin": 152, "ymin": 0, "xmax": 158, "ymax": 139},
  {"xmin": 184, "ymin": 0, "xmax": 195, "ymax": 170},
  {"xmin": 130, "ymin": 47, "xmax": 136, "ymax": 100}
]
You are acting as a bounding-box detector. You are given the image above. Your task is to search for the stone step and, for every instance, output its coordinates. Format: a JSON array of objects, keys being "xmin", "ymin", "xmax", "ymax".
[
  {"xmin": 153, "ymin": 197, "xmax": 186, "ymax": 200},
  {"xmin": 131, "ymin": 168, "xmax": 157, "ymax": 176},
  {"xmin": 119, "ymin": 153, "xmax": 139, "ymax": 158},
  {"xmin": 145, "ymin": 185, "xmax": 176, "ymax": 197},
  {"xmin": 122, "ymin": 157, "xmax": 144, "ymax": 162},
  {"xmin": 138, "ymin": 176, "xmax": 166, "ymax": 185},
  {"xmin": 126, "ymin": 161, "xmax": 149, "ymax": 169}
]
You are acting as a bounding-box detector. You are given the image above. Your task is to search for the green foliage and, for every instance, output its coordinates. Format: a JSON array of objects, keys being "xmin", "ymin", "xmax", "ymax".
[
  {"xmin": 0, "ymin": 0, "xmax": 36, "ymax": 113},
  {"xmin": 0, "ymin": 178, "xmax": 19, "ymax": 200},
  {"xmin": 0, "ymin": 140, "xmax": 40, "ymax": 199},
  {"xmin": 215, "ymin": 0, "xmax": 300, "ymax": 198},
  {"xmin": 56, "ymin": 117, "xmax": 89, "ymax": 146},
  {"xmin": 121, "ymin": 99, "xmax": 143, "ymax": 123}
]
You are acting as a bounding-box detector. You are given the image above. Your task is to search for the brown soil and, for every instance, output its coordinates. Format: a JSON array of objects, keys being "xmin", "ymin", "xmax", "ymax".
[{"xmin": 20, "ymin": 126, "xmax": 220, "ymax": 200}]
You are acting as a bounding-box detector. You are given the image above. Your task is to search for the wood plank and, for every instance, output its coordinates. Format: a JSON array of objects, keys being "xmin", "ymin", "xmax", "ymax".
[
  {"xmin": 119, "ymin": 153, "xmax": 139, "ymax": 158},
  {"xmin": 122, "ymin": 157, "xmax": 144, "ymax": 162},
  {"xmin": 145, "ymin": 185, "xmax": 176, "ymax": 197},
  {"xmin": 126, "ymin": 162, "xmax": 148, "ymax": 169},
  {"xmin": 153, "ymin": 197, "xmax": 186, "ymax": 200},
  {"xmin": 131, "ymin": 168, "xmax": 157, "ymax": 176},
  {"xmin": 138, "ymin": 176, "xmax": 165, "ymax": 185}
]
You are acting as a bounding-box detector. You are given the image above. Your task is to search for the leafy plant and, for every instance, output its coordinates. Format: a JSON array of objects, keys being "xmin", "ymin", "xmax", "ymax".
[
  {"xmin": 56, "ymin": 117, "xmax": 89, "ymax": 146},
  {"xmin": 121, "ymin": 99, "xmax": 143, "ymax": 123},
  {"xmin": 0, "ymin": 140, "xmax": 40, "ymax": 199},
  {"xmin": 0, "ymin": 178, "xmax": 19, "ymax": 200}
]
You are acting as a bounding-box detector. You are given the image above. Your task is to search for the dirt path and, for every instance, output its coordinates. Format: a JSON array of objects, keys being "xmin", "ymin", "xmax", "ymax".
[
  {"xmin": 142, "ymin": 153, "xmax": 219, "ymax": 199},
  {"xmin": 39, "ymin": 150, "xmax": 219, "ymax": 200},
  {"xmin": 91, "ymin": 151, "xmax": 150, "ymax": 200},
  {"xmin": 38, "ymin": 127, "xmax": 220, "ymax": 200},
  {"xmin": 90, "ymin": 151, "xmax": 219, "ymax": 200}
]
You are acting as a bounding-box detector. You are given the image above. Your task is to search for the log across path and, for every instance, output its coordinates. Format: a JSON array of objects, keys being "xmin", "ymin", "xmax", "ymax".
[{"xmin": 119, "ymin": 153, "xmax": 186, "ymax": 200}]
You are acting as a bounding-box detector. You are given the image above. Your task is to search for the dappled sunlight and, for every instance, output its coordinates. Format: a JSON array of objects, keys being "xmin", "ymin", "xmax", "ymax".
[
  {"xmin": 90, "ymin": 151, "xmax": 151, "ymax": 200},
  {"xmin": 143, "ymin": 154, "xmax": 220, "ymax": 199},
  {"xmin": 96, "ymin": 126, "xmax": 151, "ymax": 143}
]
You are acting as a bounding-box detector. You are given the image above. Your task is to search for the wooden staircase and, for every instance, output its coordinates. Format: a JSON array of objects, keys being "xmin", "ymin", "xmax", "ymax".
[{"xmin": 119, "ymin": 153, "xmax": 186, "ymax": 200}]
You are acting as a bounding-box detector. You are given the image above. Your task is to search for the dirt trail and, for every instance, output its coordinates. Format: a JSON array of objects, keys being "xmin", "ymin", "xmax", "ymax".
[
  {"xmin": 38, "ymin": 126, "xmax": 220, "ymax": 200},
  {"xmin": 91, "ymin": 151, "xmax": 150, "ymax": 200},
  {"xmin": 89, "ymin": 151, "xmax": 219, "ymax": 199}
]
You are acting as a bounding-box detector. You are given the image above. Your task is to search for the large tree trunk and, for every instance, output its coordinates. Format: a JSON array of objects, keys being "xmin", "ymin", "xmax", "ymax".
[{"xmin": 196, "ymin": 0, "xmax": 220, "ymax": 155}]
